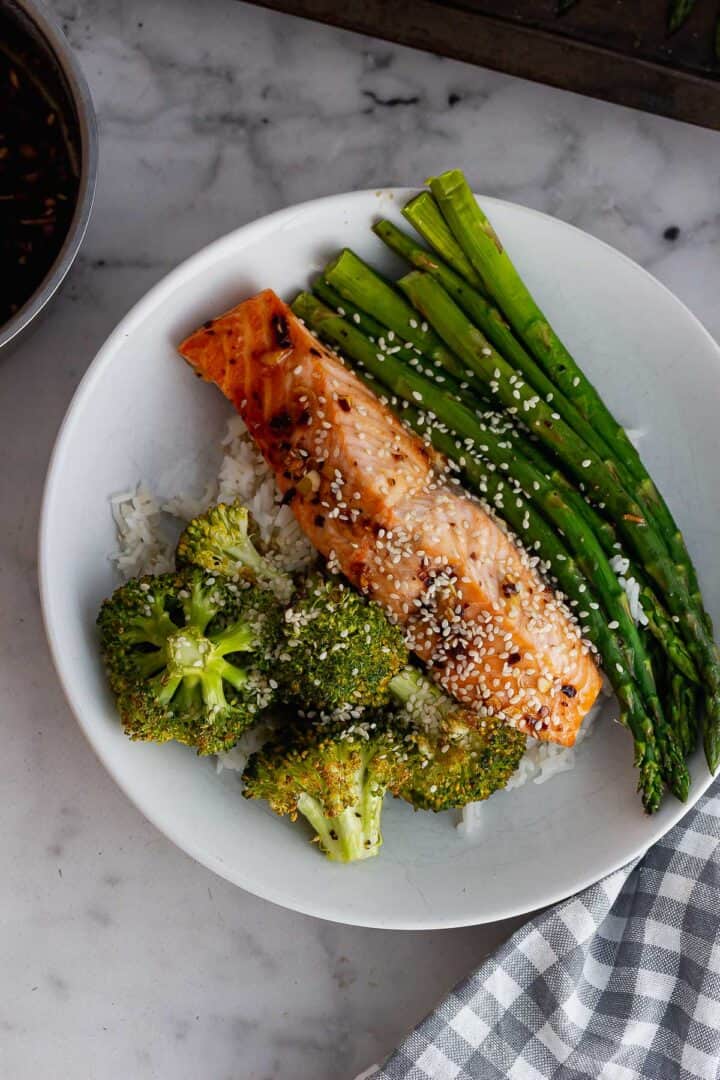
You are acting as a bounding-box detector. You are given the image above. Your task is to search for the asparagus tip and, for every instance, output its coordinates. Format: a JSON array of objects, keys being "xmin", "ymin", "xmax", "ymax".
[{"xmin": 704, "ymin": 735, "xmax": 720, "ymax": 775}]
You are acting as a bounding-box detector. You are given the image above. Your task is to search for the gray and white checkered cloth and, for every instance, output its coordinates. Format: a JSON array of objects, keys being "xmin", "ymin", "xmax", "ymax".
[{"xmin": 370, "ymin": 784, "xmax": 720, "ymax": 1080}]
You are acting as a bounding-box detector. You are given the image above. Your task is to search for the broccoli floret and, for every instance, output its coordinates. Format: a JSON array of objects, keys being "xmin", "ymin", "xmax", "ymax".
[
  {"xmin": 242, "ymin": 719, "xmax": 411, "ymax": 862},
  {"xmin": 97, "ymin": 568, "xmax": 283, "ymax": 755},
  {"xmin": 389, "ymin": 667, "xmax": 527, "ymax": 812},
  {"xmin": 177, "ymin": 501, "xmax": 293, "ymax": 600},
  {"xmin": 278, "ymin": 576, "xmax": 408, "ymax": 711}
]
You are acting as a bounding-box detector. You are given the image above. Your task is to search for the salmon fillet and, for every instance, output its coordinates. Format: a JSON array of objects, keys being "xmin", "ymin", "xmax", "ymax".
[{"xmin": 179, "ymin": 289, "xmax": 602, "ymax": 745}]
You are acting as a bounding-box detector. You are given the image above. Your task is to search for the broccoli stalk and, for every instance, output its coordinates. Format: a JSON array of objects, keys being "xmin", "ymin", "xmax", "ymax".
[
  {"xmin": 97, "ymin": 568, "xmax": 283, "ymax": 754},
  {"xmin": 389, "ymin": 664, "xmax": 446, "ymax": 716},
  {"xmin": 177, "ymin": 502, "xmax": 293, "ymax": 600},
  {"xmin": 295, "ymin": 756, "xmax": 386, "ymax": 862},
  {"xmin": 243, "ymin": 722, "xmax": 411, "ymax": 862}
]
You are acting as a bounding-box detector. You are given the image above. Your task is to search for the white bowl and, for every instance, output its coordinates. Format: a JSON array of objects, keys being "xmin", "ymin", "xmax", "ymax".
[{"xmin": 40, "ymin": 190, "xmax": 720, "ymax": 929}]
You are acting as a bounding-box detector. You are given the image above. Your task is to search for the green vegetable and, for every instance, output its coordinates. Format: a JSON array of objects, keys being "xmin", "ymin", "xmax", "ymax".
[
  {"xmin": 668, "ymin": 0, "xmax": 697, "ymax": 34},
  {"xmin": 426, "ymin": 169, "xmax": 643, "ymax": 467},
  {"xmin": 390, "ymin": 667, "xmax": 529, "ymax": 812},
  {"xmin": 177, "ymin": 500, "xmax": 292, "ymax": 599},
  {"xmin": 373, "ymin": 218, "xmax": 629, "ymax": 469},
  {"xmin": 323, "ymin": 249, "xmax": 488, "ymax": 396},
  {"xmin": 278, "ymin": 574, "xmax": 409, "ymax": 711},
  {"xmin": 515, "ymin": 435, "xmax": 699, "ymax": 686},
  {"xmin": 242, "ymin": 719, "xmax": 411, "ymax": 862},
  {"xmin": 427, "ymin": 169, "xmax": 709, "ymax": 638},
  {"xmin": 673, "ymin": 675, "xmax": 699, "ymax": 758},
  {"xmin": 97, "ymin": 568, "xmax": 282, "ymax": 754},
  {"xmin": 402, "ymin": 191, "xmax": 484, "ymax": 289}
]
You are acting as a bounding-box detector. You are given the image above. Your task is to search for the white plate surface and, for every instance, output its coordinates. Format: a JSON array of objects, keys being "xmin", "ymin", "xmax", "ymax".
[{"xmin": 40, "ymin": 190, "xmax": 720, "ymax": 928}]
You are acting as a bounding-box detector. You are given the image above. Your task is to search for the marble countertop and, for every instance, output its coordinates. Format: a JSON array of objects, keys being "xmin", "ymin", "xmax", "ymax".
[{"xmin": 2, "ymin": 1, "xmax": 719, "ymax": 1076}]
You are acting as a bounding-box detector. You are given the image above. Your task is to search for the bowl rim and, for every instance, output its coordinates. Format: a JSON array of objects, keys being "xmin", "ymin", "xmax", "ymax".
[
  {"xmin": 0, "ymin": 0, "xmax": 98, "ymax": 350},
  {"xmin": 38, "ymin": 188, "xmax": 720, "ymax": 928}
]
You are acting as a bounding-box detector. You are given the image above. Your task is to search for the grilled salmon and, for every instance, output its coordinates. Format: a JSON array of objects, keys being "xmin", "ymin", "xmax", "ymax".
[{"xmin": 179, "ymin": 290, "xmax": 602, "ymax": 745}]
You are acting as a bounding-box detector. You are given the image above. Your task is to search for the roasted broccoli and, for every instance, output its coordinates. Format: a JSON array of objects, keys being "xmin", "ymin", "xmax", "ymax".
[
  {"xmin": 389, "ymin": 666, "xmax": 527, "ymax": 812},
  {"xmin": 97, "ymin": 567, "xmax": 283, "ymax": 754},
  {"xmin": 242, "ymin": 719, "xmax": 411, "ymax": 861},
  {"xmin": 176, "ymin": 501, "xmax": 292, "ymax": 600},
  {"xmin": 278, "ymin": 575, "xmax": 408, "ymax": 710},
  {"xmin": 276, "ymin": 574, "xmax": 524, "ymax": 810}
]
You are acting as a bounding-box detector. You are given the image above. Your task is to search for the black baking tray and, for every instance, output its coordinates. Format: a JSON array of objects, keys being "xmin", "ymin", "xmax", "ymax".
[{"xmin": 245, "ymin": 0, "xmax": 720, "ymax": 131}]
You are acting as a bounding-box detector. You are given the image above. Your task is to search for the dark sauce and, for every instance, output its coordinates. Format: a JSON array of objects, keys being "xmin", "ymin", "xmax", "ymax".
[{"xmin": 0, "ymin": 18, "xmax": 80, "ymax": 328}]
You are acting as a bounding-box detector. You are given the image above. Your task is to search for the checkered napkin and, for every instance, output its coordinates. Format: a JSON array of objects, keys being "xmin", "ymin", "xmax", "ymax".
[{"xmin": 369, "ymin": 784, "xmax": 720, "ymax": 1080}]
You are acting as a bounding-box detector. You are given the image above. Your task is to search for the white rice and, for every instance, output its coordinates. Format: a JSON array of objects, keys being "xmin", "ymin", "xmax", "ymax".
[
  {"xmin": 609, "ymin": 553, "xmax": 648, "ymax": 627},
  {"xmin": 110, "ymin": 486, "xmax": 176, "ymax": 577},
  {"xmin": 109, "ymin": 416, "xmax": 607, "ymax": 810},
  {"xmin": 215, "ymin": 722, "xmax": 273, "ymax": 775},
  {"xmin": 109, "ymin": 415, "xmax": 315, "ymax": 581}
]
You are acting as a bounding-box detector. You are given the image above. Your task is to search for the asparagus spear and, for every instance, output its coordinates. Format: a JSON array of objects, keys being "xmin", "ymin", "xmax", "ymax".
[
  {"xmin": 370, "ymin": 235, "xmax": 690, "ymax": 648},
  {"xmin": 427, "ymin": 169, "xmax": 707, "ymax": 625},
  {"xmin": 677, "ymin": 677, "xmax": 699, "ymax": 757},
  {"xmin": 322, "ymin": 250, "xmax": 493, "ymax": 401},
  {"xmin": 374, "ymin": 219, "xmax": 640, "ymax": 473},
  {"xmin": 319, "ymin": 270, "xmax": 699, "ymax": 694},
  {"xmin": 324, "ymin": 249, "xmax": 455, "ymax": 366},
  {"xmin": 291, "ymin": 292, "xmax": 688, "ymax": 803},
  {"xmin": 313, "ymin": 278, "xmax": 474, "ymax": 400},
  {"xmin": 670, "ymin": 673, "xmax": 694, "ymax": 759},
  {"xmin": 668, "ymin": 0, "xmax": 697, "ymax": 33},
  {"xmin": 396, "ymin": 269, "xmax": 720, "ymax": 714},
  {"xmin": 424, "ymin": 169, "xmax": 649, "ymax": 483},
  {"xmin": 402, "ymin": 192, "xmax": 485, "ymax": 289},
  {"xmin": 320, "ymin": 268, "xmax": 698, "ymax": 687},
  {"xmin": 426, "ymin": 169, "xmax": 635, "ymax": 446},
  {"xmin": 498, "ymin": 434, "xmax": 700, "ymax": 685}
]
